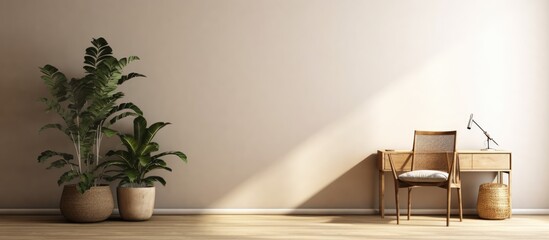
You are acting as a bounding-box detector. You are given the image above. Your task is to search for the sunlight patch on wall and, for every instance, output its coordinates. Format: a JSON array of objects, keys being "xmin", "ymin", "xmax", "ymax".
[{"xmin": 208, "ymin": 41, "xmax": 490, "ymax": 209}]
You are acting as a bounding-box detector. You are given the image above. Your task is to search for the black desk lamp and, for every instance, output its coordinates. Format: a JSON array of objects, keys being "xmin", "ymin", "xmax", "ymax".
[{"xmin": 467, "ymin": 114, "xmax": 499, "ymax": 151}]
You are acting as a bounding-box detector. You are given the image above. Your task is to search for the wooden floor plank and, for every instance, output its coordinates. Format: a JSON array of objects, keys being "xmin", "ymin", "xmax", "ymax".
[{"xmin": 0, "ymin": 215, "xmax": 548, "ymax": 239}]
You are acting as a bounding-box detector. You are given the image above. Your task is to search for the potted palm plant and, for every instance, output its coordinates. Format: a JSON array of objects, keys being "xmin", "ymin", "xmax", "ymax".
[
  {"xmin": 38, "ymin": 37, "xmax": 145, "ymax": 222},
  {"xmin": 104, "ymin": 115, "xmax": 187, "ymax": 221}
]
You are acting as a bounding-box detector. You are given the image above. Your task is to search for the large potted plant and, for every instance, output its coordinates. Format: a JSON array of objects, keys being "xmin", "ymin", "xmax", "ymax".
[
  {"xmin": 104, "ymin": 115, "xmax": 187, "ymax": 221},
  {"xmin": 38, "ymin": 37, "xmax": 145, "ymax": 222}
]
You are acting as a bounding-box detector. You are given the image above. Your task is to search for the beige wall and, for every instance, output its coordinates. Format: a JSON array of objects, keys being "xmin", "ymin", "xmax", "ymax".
[{"xmin": 1, "ymin": 0, "xmax": 548, "ymax": 211}]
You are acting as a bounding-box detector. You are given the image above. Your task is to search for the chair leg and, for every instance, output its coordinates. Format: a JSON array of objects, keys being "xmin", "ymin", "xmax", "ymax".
[
  {"xmin": 395, "ymin": 184, "xmax": 400, "ymax": 224},
  {"xmin": 446, "ymin": 186, "xmax": 451, "ymax": 227},
  {"xmin": 457, "ymin": 188, "xmax": 463, "ymax": 222},
  {"xmin": 407, "ymin": 188, "xmax": 412, "ymax": 220}
]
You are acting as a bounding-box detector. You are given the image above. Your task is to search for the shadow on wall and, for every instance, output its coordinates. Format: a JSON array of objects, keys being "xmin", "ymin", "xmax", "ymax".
[
  {"xmin": 293, "ymin": 153, "xmax": 503, "ymax": 210},
  {"xmin": 0, "ymin": 32, "xmax": 78, "ymax": 208},
  {"xmin": 297, "ymin": 154, "xmax": 378, "ymax": 209},
  {"xmin": 0, "ymin": 33, "xmax": 137, "ymax": 208}
]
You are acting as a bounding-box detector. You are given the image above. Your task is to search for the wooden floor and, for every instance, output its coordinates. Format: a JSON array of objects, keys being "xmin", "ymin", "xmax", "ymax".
[{"xmin": 1, "ymin": 214, "xmax": 548, "ymax": 239}]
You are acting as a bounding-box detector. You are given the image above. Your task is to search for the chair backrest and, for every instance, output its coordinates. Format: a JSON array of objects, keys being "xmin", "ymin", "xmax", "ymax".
[{"xmin": 411, "ymin": 130, "xmax": 457, "ymax": 172}]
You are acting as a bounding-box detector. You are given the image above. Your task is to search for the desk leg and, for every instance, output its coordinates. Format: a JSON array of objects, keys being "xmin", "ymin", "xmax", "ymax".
[
  {"xmin": 499, "ymin": 171, "xmax": 504, "ymax": 184},
  {"xmin": 508, "ymin": 171, "xmax": 512, "ymax": 218},
  {"xmin": 379, "ymin": 170, "xmax": 385, "ymax": 218}
]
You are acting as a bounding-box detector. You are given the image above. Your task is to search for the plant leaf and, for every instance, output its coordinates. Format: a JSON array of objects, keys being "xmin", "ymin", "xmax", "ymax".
[
  {"xmin": 118, "ymin": 72, "xmax": 146, "ymax": 85},
  {"xmin": 108, "ymin": 112, "xmax": 138, "ymax": 126},
  {"xmin": 125, "ymin": 169, "xmax": 139, "ymax": 182},
  {"xmin": 76, "ymin": 173, "xmax": 95, "ymax": 194},
  {"xmin": 143, "ymin": 176, "xmax": 166, "ymax": 186},
  {"xmin": 101, "ymin": 127, "xmax": 117, "ymax": 137},
  {"xmin": 138, "ymin": 156, "xmax": 151, "ymax": 167},
  {"xmin": 152, "ymin": 151, "xmax": 187, "ymax": 163},
  {"xmin": 47, "ymin": 159, "xmax": 70, "ymax": 169},
  {"xmin": 39, "ymin": 123, "xmax": 63, "ymax": 132},
  {"xmin": 133, "ymin": 116, "xmax": 147, "ymax": 145},
  {"xmin": 38, "ymin": 150, "xmax": 73, "ymax": 163},
  {"xmin": 148, "ymin": 165, "xmax": 172, "ymax": 172},
  {"xmin": 143, "ymin": 121, "xmax": 170, "ymax": 146},
  {"xmin": 120, "ymin": 135, "xmax": 139, "ymax": 154},
  {"xmin": 77, "ymin": 182, "xmax": 88, "ymax": 194},
  {"xmin": 57, "ymin": 170, "xmax": 79, "ymax": 186},
  {"xmin": 106, "ymin": 102, "xmax": 143, "ymax": 125},
  {"xmin": 139, "ymin": 142, "xmax": 159, "ymax": 156}
]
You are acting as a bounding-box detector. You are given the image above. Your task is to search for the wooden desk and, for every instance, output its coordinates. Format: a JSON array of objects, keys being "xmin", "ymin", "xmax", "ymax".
[{"xmin": 377, "ymin": 150, "xmax": 512, "ymax": 218}]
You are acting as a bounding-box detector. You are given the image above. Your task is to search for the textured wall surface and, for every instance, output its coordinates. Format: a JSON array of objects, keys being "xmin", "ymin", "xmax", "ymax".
[{"xmin": 0, "ymin": 0, "xmax": 548, "ymax": 210}]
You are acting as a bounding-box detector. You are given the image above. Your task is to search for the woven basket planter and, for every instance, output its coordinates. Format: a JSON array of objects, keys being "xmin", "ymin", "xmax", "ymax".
[
  {"xmin": 117, "ymin": 186, "xmax": 155, "ymax": 221},
  {"xmin": 59, "ymin": 184, "xmax": 114, "ymax": 223},
  {"xmin": 477, "ymin": 183, "xmax": 509, "ymax": 220}
]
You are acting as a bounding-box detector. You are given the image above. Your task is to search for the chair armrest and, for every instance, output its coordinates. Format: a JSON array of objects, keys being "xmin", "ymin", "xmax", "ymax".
[
  {"xmin": 387, "ymin": 153, "xmax": 400, "ymax": 181},
  {"xmin": 385, "ymin": 151, "xmax": 413, "ymax": 178},
  {"xmin": 447, "ymin": 152, "xmax": 461, "ymax": 186}
]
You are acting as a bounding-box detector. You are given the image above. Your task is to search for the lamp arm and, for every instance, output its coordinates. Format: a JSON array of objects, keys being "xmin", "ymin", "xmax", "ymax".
[{"xmin": 472, "ymin": 119, "xmax": 499, "ymax": 146}]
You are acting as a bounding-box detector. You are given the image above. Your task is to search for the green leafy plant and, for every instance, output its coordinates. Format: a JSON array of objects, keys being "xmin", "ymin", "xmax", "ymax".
[
  {"xmin": 38, "ymin": 37, "xmax": 145, "ymax": 193},
  {"xmin": 104, "ymin": 116, "xmax": 187, "ymax": 187}
]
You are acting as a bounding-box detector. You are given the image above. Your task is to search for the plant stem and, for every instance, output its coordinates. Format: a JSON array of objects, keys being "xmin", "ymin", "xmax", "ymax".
[
  {"xmin": 70, "ymin": 133, "xmax": 82, "ymax": 174},
  {"xmin": 94, "ymin": 122, "xmax": 103, "ymax": 186},
  {"xmin": 76, "ymin": 114, "xmax": 83, "ymax": 174},
  {"xmin": 96, "ymin": 122, "xmax": 103, "ymax": 167}
]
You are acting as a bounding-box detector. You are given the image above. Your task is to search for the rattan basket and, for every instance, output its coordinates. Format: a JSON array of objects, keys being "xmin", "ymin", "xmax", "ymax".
[{"xmin": 477, "ymin": 183, "xmax": 509, "ymax": 220}]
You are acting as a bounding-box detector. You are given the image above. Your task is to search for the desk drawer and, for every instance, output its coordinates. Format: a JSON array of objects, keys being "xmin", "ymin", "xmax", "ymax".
[
  {"xmin": 472, "ymin": 154, "xmax": 511, "ymax": 170},
  {"xmin": 383, "ymin": 153, "xmax": 412, "ymax": 171},
  {"xmin": 458, "ymin": 154, "xmax": 473, "ymax": 170}
]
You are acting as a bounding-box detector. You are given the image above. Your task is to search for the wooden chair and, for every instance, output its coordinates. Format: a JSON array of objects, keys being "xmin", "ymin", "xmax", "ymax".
[{"xmin": 388, "ymin": 130, "xmax": 462, "ymax": 226}]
